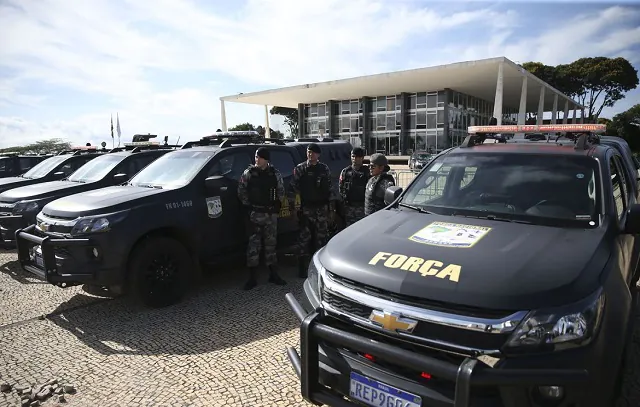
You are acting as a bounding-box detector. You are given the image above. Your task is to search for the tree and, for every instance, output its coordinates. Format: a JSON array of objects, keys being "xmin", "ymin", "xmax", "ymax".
[
  {"xmin": 270, "ymin": 106, "xmax": 298, "ymax": 138},
  {"xmin": 607, "ymin": 104, "xmax": 640, "ymax": 151},
  {"xmin": 228, "ymin": 122, "xmax": 284, "ymax": 139},
  {"xmin": 523, "ymin": 57, "xmax": 639, "ymax": 120},
  {"xmin": 0, "ymin": 138, "xmax": 72, "ymax": 154}
]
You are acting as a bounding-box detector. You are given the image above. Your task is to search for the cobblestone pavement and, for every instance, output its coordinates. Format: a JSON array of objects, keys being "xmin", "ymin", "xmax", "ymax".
[{"xmin": 0, "ymin": 249, "xmax": 311, "ymax": 407}]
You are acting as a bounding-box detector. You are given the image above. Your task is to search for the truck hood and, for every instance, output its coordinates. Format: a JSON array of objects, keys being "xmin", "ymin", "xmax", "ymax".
[
  {"xmin": 0, "ymin": 180, "xmax": 89, "ymax": 203},
  {"xmin": 319, "ymin": 209, "xmax": 609, "ymax": 311},
  {"xmin": 42, "ymin": 185, "xmax": 165, "ymax": 218},
  {"xmin": 0, "ymin": 177, "xmax": 37, "ymax": 194}
]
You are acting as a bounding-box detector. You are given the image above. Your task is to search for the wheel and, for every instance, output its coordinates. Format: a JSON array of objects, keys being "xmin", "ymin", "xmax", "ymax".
[
  {"xmin": 128, "ymin": 236, "xmax": 193, "ymax": 308},
  {"xmin": 614, "ymin": 289, "xmax": 640, "ymax": 406}
]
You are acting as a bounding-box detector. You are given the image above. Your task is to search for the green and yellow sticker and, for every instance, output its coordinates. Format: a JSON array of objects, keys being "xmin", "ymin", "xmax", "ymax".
[{"xmin": 409, "ymin": 221, "xmax": 491, "ymax": 248}]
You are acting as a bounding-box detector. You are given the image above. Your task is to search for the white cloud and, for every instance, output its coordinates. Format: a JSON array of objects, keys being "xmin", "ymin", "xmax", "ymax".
[{"xmin": 0, "ymin": 0, "xmax": 638, "ymax": 148}]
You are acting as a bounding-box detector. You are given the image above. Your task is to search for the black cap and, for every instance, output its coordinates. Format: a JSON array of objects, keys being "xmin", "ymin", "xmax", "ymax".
[
  {"xmin": 351, "ymin": 147, "xmax": 365, "ymax": 157},
  {"xmin": 256, "ymin": 147, "xmax": 270, "ymax": 160},
  {"xmin": 307, "ymin": 143, "xmax": 321, "ymax": 154}
]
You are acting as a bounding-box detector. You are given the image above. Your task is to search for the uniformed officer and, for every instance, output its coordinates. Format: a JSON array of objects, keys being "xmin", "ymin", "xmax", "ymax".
[
  {"xmin": 289, "ymin": 143, "xmax": 336, "ymax": 277},
  {"xmin": 339, "ymin": 147, "xmax": 370, "ymax": 227},
  {"xmin": 237, "ymin": 147, "xmax": 287, "ymax": 290},
  {"xmin": 364, "ymin": 153, "xmax": 396, "ymax": 217}
]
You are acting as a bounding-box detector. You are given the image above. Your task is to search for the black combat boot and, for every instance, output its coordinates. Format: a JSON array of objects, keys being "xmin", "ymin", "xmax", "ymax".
[
  {"xmin": 243, "ymin": 267, "xmax": 258, "ymax": 290},
  {"xmin": 268, "ymin": 265, "xmax": 287, "ymax": 286},
  {"xmin": 298, "ymin": 256, "xmax": 309, "ymax": 278}
]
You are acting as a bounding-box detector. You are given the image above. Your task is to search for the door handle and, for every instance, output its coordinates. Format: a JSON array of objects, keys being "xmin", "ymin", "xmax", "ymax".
[{"xmin": 220, "ymin": 186, "xmax": 228, "ymax": 192}]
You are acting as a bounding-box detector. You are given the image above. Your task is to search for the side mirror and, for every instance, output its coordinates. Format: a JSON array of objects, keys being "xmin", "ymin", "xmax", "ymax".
[
  {"xmin": 384, "ymin": 186, "xmax": 403, "ymax": 206},
  {"xmin": 625, "ymin": 204, "xmax": 640, "ymax": 234},
  {"xmin": 205, "ymin": 175, "xmax": 225, "ymax": 189},
  {"xmin": 52, "ymin": 171, "xmax": 65, "ymax": 179},
  {"xmin": 113, "ymin": 173, "xmax": 128, "ymax": 183}
]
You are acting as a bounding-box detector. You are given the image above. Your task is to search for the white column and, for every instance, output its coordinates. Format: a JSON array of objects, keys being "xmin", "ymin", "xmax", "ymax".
[
  {"xmin": 551, "ymin": 94, "xmax": 558, "ymax": 124},
  {"xmin": 493, "ymin": 62, "xmax": 504, "ymax": 125},
  {"xmin": 264, "ymin": 105, "xmax": 271, "ymax": 138},
  {"xmin": 536, "ymin": 86, "xmax": 545, "ymax": 125},
  {"xmin": 518, "ymin": 77, "xmax": 528, "ymax": 125},
  {"xmin": 562, "ymin": 100, "xmax": 569, "ymax": 124},
  {"xmin": 220, "ymin": 100, "xmax": 228, "ymax": 131}
]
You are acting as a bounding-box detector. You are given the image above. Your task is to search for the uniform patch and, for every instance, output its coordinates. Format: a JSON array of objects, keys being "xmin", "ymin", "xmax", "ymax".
[
  {"xmin": 206, "ymin": 196, "xmax": 223, "ymax": 218},
  {"xmin": 409, "ymin": 221, "xmax": 491, "ymax": 248}
]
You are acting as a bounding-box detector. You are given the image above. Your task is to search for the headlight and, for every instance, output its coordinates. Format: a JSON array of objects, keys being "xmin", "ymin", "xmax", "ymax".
[
  {"xmin": 69, "ymin": 211, "xmax": 129, "ymax": 236},
  {"xmin": 13, "ymin": 200, "xmax": 39, "ymax": 214},
  {"xmin": 504, "ymin": 289, "xmax": 605, "ymax": 354},
  {"xmin": 308, "ymin": 250, "xmax": 324, "ymax": 296}
]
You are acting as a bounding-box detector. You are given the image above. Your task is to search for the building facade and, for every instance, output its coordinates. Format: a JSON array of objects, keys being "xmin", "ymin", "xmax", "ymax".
[{"xmin": 299, "ymin": 89, "xmax": 518, "ymax": 156}]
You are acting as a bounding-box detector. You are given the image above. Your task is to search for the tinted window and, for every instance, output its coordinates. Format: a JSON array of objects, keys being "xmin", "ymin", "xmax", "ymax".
[
  {"xmin": 19, "ymin": 157, "xmax": 34, "ymax": 171},
  {"xmin": 208, "ymin": 152, "xmax": 252, "ymax": 181},
  {"xmin": 269, "ymin": 150, "xmax": 296, "ymax": 177},
  {"xmin": 402, "ymin": 153, "xmax": 599, "ymax": 226},
  {"xmin": 611, "ymin": 156, "xmax": 627, "ymax": 220}
]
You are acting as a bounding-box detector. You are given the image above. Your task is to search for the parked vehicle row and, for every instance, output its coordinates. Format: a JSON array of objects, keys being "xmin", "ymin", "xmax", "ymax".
[
  {"xmin": 285, "ymin": 124, "xmax": 640, "ymax": 407},
  {"xmin": 2, "ymin": 132, "xmax": 352, "ymax": 308}
]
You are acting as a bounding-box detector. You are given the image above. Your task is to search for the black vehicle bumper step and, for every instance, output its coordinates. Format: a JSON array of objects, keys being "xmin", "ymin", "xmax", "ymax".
[
  {"xmin": 0, "ymin": 214, "xmax": 24, "ymax": 245},
  {"xmin": 284, "ymin": 293, "xmax": 589, "ymax": 407},
  {"xmin": 16, "ymin": 224, "xmax": 93, "ymax": 286}
]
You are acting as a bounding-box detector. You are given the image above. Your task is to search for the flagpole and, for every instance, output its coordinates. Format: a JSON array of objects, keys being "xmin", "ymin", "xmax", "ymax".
[{"xmin": 110, "ymin": 114, "xmax": 114, "ymax": 149}]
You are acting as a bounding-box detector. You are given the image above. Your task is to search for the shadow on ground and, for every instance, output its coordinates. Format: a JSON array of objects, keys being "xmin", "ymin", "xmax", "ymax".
[
  {"xmin": 46, "ymin": 255, "xmax": 306, "ymax": 357},
  {"xmin": 0, "ymin": 258, "xmax": 48, "ymax": 285}
]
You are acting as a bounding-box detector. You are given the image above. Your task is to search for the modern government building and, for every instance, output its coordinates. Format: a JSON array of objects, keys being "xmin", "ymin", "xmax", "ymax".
[{"xmin": 219, "ymin": 57, "xmax": 587, "ymax": 157}]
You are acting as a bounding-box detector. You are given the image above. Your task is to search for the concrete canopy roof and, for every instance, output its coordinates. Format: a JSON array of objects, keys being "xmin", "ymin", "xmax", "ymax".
[{"xmin": 220, "ymin": 57, "xmax": 583, "ymax": 112}]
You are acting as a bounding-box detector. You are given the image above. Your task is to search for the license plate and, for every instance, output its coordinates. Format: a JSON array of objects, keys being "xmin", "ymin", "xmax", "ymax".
[
  {"xmin": 349, "ymin": 372, "xmax": 422, "ymax": 407},
  {"xmin": 33, "ymin": 245, "xmax": 44, "ymax": 268}
]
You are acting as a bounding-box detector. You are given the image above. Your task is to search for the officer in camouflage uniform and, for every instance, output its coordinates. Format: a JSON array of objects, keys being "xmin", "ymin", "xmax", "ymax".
[
  {"xmin": 237, "ymin": 147, "xmax": 287, "ymax": 290},
  {"xmin": 364, "ymin": 153, "xmax": 396, "ymax": 216},
  {"xmin": 339, "ymin": 147, "xmax": 369, "ymax": 227},
  {"xmin": 289, "ymin": 143, "xmax": 337, "ymax": 277}
]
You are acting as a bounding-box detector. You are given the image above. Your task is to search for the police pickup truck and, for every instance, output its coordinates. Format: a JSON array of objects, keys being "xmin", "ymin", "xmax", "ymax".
[
  {"xmin": 3, "ymin": 142, "xmax": 172, "ymax": 247},
  {"xmin": 15, "ymin": 132, "xmax": 352, "ymax": 308},
  {"xmin": 0, "ymin": 152, "xmax": 52, "ymax": 179},
  {"xmin": 285, "ymin": 124, "xmax": 640, "ymax": 407}
]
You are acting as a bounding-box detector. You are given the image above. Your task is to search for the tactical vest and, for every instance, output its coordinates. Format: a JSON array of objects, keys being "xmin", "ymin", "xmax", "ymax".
[
  {"xmin": 247, "ymin": 166, "xmax": 278, "ymax": 209},
  {"xmin": 299, "ymin": 162, "xmax": 330, "ymax": 207},
  {"xmin": 365, "ymin": 173, "xmax": 395, "ymax": 215},
  {"xmin": 343, "ymin": 165, "xmax": 370, "ymax": 205}
]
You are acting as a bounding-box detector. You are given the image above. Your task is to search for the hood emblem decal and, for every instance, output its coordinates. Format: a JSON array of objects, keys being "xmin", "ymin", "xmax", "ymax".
[{"xmin": 369, "ymin": 310, "xmax": 418, "ymax": 333}]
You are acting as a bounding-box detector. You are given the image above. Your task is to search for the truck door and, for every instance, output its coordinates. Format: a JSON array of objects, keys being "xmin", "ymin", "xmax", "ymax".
[
  {"xmin": 203, "ymin": 150, "xmax": 253, "ymax": 252},
  {"xmin": 610, "ymin": 154, "xmax": 637, "ymax": 285}
]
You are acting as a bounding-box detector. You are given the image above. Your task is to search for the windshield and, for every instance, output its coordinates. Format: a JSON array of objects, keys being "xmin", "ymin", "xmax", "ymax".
[
  {"xmin": 21, "ymin": 155, "xmax": 69, "ymax": 179},
  {"xmin": 67, "ymin": 154, "xmax": 122, "ymax": 183},
  {"xmin": 128, "ymin": 150, "xmax": 212, "ymax": 189},
  {"xmin": 401, "ymin": 152, "xmax": 600, "ymax": 227}
]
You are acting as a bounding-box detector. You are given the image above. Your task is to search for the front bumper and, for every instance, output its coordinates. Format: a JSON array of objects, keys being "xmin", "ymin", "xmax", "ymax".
[
  {"xmin": 0, "ymin": 213, "xmax": 28, "ymax": 246},
  {"xmin": 284, "ymin": 288, "xmax": 591, "ymax": 407},
  {"xmin": 15, "ymin": 224, "xmax": 124, "ymax": 287}
]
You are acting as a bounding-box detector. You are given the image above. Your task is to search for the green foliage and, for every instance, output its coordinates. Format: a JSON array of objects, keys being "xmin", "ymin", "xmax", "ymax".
[
  {"xmin": 269, "ymin": 106, "xmax": 298, "ymax": 137},
  {"xmin": 0, "ymin": 138, "xmax": 72, "ymax": 154},
  {"xmin": 227, "ymin": 123, "xmax": 285, "ymax": 139},
  {"xmin": 522, "ymin": 57, "xmax": 639, "ymax": 119},
  {"xmin": 607, "ymin": 104, "xmax": 640, "ymax": 151}
]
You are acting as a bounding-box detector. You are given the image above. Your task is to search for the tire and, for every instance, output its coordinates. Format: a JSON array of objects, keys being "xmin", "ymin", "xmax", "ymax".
[
  {"xmin": 128, "ymin": 236, "xmax": 193, "ymax": 308},
  {"xmin": 614, "ymin": 288, "xmax": 640, "ymax": 407}
]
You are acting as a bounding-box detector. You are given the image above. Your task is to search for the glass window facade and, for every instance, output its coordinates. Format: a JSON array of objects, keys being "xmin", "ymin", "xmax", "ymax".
[{"xmin": 300, "ymin": 89, "xmax": 514, "ymax": 156}]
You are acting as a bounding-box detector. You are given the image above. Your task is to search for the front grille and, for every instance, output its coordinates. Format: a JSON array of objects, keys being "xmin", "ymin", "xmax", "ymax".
[
  {"xmin": 322, "ymin": 287, "xmax": 510, "ymax": 352},
  {"xmin": 328, "ymin": 271, "xmax": 514, "ymax": 319}
]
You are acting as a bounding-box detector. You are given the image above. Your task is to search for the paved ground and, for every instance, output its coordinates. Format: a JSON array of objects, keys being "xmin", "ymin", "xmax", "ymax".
[{"xmin": 0, "ymin": 249, "xmax": 311, "ymax": 407}]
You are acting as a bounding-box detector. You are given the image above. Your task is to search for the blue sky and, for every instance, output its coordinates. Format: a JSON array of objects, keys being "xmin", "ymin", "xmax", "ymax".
[{"xmin": 0, "ymin": 0, "xmax": 639, "ymax": 148}]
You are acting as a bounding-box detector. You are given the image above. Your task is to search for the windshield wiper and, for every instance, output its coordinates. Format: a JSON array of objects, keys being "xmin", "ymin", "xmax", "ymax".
[
  {"xmin": 452, "ymin": 212, "xmax": 532, "ymax": 224},
  {"xmin": 136, "ymin": 183, "xmax": 163, "ymax": 189},
  {"xmin": 399, "ymin": 202, "xmax": 433, "ymax": 214},
  {"xmin": 70, "ymin": 179, "xmax": 86, "ymax": 183}
]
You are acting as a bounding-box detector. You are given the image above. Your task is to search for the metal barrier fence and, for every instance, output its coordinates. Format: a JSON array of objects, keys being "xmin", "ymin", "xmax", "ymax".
[{"xmin": 389, "ymin": 170, "xmax": 420, "ymax": 188}]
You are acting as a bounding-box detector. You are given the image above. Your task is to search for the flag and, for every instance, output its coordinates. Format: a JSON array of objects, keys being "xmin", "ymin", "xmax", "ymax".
[
  {"xmin": 116, "ymin": 113, "xmax": 121, "ymax": 146},
  {"xmin": 110, "ymin": 114, "xmax": 114, "ymax": 140}
]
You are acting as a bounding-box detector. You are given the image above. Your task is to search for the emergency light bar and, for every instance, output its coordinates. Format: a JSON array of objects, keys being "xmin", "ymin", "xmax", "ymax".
[
  {"xmin": 468, "ymin": 124, "xmax": 606, "ymax": 134},
  {"xmin": 123, "ymin": 141, "xmax": 160, "ymax": 146},
  {"xmin": 72, "ymin": 146, "xmax": 97, "ymax": 150},
  {"xmin": 205, "ymin": 131, "xmax": 260, "ymax": 138}
]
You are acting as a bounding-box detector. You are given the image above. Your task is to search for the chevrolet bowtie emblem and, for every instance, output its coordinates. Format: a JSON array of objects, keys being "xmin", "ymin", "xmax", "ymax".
[{"xmin": 369, "ymin": 310, "xmax": 417, "ymax": 333}]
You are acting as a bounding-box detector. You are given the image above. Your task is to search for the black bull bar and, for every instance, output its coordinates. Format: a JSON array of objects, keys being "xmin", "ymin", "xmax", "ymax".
[{"xmin": 284, "ymin": 293, "xmax": 589, "ymax": 407}]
